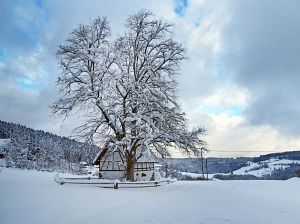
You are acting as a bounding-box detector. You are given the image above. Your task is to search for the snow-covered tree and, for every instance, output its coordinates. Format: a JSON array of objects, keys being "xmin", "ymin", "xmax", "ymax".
[
  {"xmin": 52, "ymin": 10, "xmax": 206, "ymax": 181},
  {"xmin": 0, "ymin": 120, "xmax": 98, "ymax": 172}
]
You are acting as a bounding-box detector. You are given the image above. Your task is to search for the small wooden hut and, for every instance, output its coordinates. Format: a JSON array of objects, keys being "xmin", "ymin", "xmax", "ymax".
[{"xmin": 93, "ymin": 147, "xmax": 157, "ymax": 181}]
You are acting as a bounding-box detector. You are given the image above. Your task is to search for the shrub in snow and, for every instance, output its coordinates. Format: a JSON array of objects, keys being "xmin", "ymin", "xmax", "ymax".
[
  {"xmin": 213, "ymin": 174, "xmax": 261, "ymax": 180},
  {"xmin": 181, "ymin": 175, "xmax": 207, "ymax": 181},
  {"xmin": 154, "ymin": 171, "xmax": 161, "ymax": 180}
]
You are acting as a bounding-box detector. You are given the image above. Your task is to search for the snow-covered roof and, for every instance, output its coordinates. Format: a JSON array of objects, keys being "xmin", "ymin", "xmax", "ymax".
[{"xmin": 93, "ymin": 146, "xmax": 158, "ymax": 165}]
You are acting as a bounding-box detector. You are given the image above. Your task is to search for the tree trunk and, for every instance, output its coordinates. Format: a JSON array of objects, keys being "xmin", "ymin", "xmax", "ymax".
[{"xmin": 126, "ymin": 154, "xmax": 136, "ymax": 181}]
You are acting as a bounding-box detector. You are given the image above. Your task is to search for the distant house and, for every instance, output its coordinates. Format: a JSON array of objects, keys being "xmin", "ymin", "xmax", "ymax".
[
  {"xmin": 93, "ymin": 146, "xmax": 157, "ymax": 181},
  {"xmin": 79, "ymin": 161, "xmax": 88, "ymax": 168}
]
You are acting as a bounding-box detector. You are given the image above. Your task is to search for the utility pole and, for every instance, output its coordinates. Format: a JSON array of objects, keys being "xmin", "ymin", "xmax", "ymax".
[
  {"xmin": 201, "ymin": 148, "xmax": 204, "ymax": 180},
  {"xmin": 206, "ymin": 158, "xmax": 208, "ymax": 181},
  {"xmin": 163, "ymin": 152, "xmax": 168, "ymax": 178}
]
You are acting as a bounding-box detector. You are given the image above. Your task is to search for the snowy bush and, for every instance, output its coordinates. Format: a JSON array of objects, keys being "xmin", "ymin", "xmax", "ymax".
[
  {"xmin": 213, "ymin": 174, "xmax": 261, "ymax": 180},
  {"xmin": 181, "ymin": 175, "xmax": 207, "ymax": 181}
]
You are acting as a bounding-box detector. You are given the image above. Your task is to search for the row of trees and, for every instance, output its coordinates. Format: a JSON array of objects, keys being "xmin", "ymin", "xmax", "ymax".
[
  {"xmin": 52, "ymin": 10, "xmax": 206, "ymax": 181},
  {"xmin": 0, "ymin": 120, "xmax": 99, "ymax": 172}
]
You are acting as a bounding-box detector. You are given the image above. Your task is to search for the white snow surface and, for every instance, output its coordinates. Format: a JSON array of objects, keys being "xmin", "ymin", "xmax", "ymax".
[{"xmin": 1, "ymin": 168, "xmax": 300, "ymax": 224}]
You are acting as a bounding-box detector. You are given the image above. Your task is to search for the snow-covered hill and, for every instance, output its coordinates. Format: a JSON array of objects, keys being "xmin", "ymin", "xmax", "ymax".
[
  {"xmin": 0, "ymin": 120, "xmax": 100, "ymax": 173},
  {"xmin": 233, "ymin": 158, "xmax": 300, "ymax": 177},
  {"xmin": 171, "ymin": 151, "xmax": 300, "ymax": 180}
]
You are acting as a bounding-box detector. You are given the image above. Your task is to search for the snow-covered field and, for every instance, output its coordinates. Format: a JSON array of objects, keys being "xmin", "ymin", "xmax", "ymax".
[{"xmin": 0, "ymin": 168, "xmax": 300, "ymax": 224}]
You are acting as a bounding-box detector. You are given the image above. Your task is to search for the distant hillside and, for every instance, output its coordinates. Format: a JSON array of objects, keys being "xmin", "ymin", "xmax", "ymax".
[
  {"xmin": 170, "ymin": 151, "xmax": 300, "ymax": 180},
  {"xmin": 171, "ymin": 157, "xmax": 250, "ymax": 174},
  {"xmin": 253, "ymin": 151, "xmax": 300, "ymax": 162},
  {"xmin": 0, "ymin": 120, "xmax": 99, "ymax": 173}
]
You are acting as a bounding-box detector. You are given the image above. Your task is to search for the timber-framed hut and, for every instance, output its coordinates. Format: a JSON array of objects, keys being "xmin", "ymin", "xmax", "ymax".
[{"xmin": 93, "ymin": 147, "xmax": 157, "ymax": 181}]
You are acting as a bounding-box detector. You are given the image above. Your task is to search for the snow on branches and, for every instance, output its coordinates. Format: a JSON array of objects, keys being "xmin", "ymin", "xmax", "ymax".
[{"xmin": 52, "ymin": 10, "xmax": 206, "ymax": 181}]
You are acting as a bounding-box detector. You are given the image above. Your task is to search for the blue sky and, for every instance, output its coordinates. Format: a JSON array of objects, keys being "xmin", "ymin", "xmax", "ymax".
[
  {"xmin": 0, "ymin": 49, "xmax": 6, "ymax": 59},
  {"xmin": 174, "ymin": 0, "xmax": 188, "ymax": 16},
  {"xmin": 2, "ymin": 0, "xmax": 300, "ymax": 156}
]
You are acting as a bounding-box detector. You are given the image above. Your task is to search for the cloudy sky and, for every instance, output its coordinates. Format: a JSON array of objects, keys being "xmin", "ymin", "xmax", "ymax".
[{"xmin": 1, "ymin": 0, "xmax": 300, "ymax": 157}]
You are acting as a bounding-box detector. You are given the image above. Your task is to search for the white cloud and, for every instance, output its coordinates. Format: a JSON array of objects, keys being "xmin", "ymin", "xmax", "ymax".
[
  {"xmin": 2, "ymin": 0, "xmax": 300, "ymax": 157},
  {"xmin": 209, "ymin": 112, "xmax": 244, "ymax": 129},
  {"xmin": 202, "ymin": 84, "xmax": 248, "ymax": 107}
]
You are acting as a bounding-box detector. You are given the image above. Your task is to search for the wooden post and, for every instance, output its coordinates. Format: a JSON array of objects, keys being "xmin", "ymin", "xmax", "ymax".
[{"xmin": 114, "ymin": 180, "xmax": 119, "ymax": 189}]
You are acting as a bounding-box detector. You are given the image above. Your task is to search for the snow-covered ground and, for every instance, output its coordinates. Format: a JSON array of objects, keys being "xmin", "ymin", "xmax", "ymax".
[{"xmin": 0, "ymin": 168, "xmax": 300, "ymax": 224}]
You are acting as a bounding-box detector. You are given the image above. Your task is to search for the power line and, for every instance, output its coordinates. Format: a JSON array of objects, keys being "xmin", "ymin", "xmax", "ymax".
[
  {"xmin": 207, "ymin": 149, "xmax": 298, "ymax": 153},
  {"xmin": 209, "ymin": 150, "xmax": 280, "ymax": 153}
]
